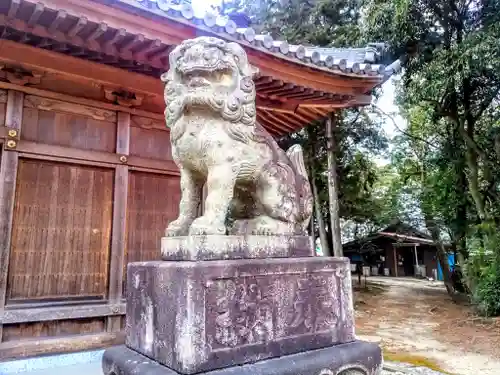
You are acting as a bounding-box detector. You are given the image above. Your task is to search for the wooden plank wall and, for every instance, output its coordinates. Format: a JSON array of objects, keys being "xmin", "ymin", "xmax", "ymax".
[{"xmin": 0, "ymin": 87, "xmax": 180, "ymax": 360}]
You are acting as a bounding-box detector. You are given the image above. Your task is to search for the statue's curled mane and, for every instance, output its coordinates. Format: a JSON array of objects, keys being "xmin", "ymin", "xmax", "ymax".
[{"xmin": 161, "ymin": 37, "xmax": 262, "ymax": 144}]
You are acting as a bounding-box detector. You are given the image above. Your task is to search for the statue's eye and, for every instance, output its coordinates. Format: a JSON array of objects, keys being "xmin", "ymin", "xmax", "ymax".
[{"xmin": 203, "ymin": 51, "xmax": 211, "ymax": 60}]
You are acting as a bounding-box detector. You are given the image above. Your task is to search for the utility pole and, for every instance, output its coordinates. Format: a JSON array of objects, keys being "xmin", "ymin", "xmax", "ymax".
[{"xmin": 326, "ymin": 113, "xmax": 343, "ymax": 257}]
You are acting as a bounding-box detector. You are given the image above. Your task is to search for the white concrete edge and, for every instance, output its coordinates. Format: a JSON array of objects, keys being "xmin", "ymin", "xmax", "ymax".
[{"xmin": 0, "ymin": 350, "xmax": 104, "ymax": 374}]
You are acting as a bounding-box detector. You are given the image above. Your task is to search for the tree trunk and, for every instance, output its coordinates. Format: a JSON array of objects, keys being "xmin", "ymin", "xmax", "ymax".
[
  {"xmin": 326, "ymin": 114, "xmax": 343, "ymax": 257},
  {"xmin": 312, "ymin": 167, "xmax": 330, "ymax": 256},
  {"xmin": 419, "ymin": 153, "xmax": 454, "ymax": 294},
  {"xmin": 465, "ymin": 148, "xmax": 487, "ymax": 220},
  {"xmin": 425, "ymin": 216, "xmax": 455, "ymax": 295}
]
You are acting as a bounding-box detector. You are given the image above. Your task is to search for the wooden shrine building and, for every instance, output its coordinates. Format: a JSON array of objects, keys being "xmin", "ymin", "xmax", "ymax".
[{"xmin": 0, "ymin": 0, "xmax": 399, "ymax": 360}]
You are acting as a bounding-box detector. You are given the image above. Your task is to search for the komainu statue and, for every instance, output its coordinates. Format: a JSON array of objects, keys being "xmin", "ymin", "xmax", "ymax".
[{"xmin": 162, "ymin": 37, "xmax": 312, "ymax": 236}]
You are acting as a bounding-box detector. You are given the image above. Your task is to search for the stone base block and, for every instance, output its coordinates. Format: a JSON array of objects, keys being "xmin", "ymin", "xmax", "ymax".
[
  {"xmin": 126, "ymin": 257, "xmax": 354, "ymax": 374},
  {"xmin": 103, "ymin": 341, "xmax": 382, "ymax": 375},
  {"xmin": 161, "ymin": 235, "xmax": 314, "ymax": 260}
]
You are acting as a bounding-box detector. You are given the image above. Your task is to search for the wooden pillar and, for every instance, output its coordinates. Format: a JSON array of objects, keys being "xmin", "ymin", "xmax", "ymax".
[
  {"xmin": 0, "ymin": 91, "xmax": 23, "ymax": 340},
  {"xmin": 393, "ymin": 245, "xmax": 398, "ymax": 277},
  {"xmin": 326, "ymin": 113, "xmax": 342, "ymax": 257},
  {"xmin": 107, "ymin": 111, "xmax": 130, "ymax": 332},
  {"xmin": 414, "ymin": 244, "xmax": 419, "ymax": 266}
]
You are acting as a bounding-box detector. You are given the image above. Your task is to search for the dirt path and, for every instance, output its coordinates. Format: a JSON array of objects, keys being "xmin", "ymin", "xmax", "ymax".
[{"xmin": 353, "ymin": 277, "xmax": 500, "ymax": 375}]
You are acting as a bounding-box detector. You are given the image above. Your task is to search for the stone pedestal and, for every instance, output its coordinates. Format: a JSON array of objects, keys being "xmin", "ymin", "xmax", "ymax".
[
  {"xmin": 104, "ymin": 235, "xmax": 382, "ymax": 375},
  {"xmin": 125, "ymin": 256, "xmax": 355, "ymax": 374},
  {"xmin": 103, "ymin": 341, "xmax": 383, "ymax": 375}
]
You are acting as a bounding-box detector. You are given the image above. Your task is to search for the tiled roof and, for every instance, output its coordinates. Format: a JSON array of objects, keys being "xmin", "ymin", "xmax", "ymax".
[{"xmin": 119, "ymin": 0, "xmax": 402, "ymax": 78}]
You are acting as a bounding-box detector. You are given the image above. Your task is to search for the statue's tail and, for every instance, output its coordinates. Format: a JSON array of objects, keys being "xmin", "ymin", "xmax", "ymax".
[
  {"xmin": 286, "ymin": 144, "xmax": 308, "ymax": 181},
  {"xmin": 286, "ymin": 144, "xmax": 313, "ymax": 231}
]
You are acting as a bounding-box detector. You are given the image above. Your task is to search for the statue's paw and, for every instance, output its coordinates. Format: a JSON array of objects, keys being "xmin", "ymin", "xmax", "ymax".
[
  {"xmin": 165, "ymin": 220, "xmax": 189, "ymax": 237},
  {"xmin": 189, "ymin": 217, "xmax": 226, "ymax": 236}
]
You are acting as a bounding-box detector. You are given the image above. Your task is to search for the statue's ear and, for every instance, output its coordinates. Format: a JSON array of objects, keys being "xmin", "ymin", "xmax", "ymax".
[
  {"xmin": 226, "ymin": 42, "xmax": 259, "ymax": 78},
  {"xmin": 162, "ymin": 45, "xmax": 183, "ymax": 83}
]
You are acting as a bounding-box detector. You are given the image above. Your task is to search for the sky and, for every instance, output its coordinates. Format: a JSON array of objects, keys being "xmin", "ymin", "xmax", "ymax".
[{"xmin": 373, "ymin": 76, "xmax": 405, "ymax": 165}]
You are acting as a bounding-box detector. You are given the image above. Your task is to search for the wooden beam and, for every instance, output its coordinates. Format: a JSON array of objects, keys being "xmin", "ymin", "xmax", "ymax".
[
  {"xmin": 15, "ymin": 140, "xmax": 178, "ymax": 174},
  {"xmin": 290, "ymin": 111, "xmax": 316, "ymax": 124},
  {"xmin": 0, "ymin": 332, "xmax": 125, "ymax": 361},
  {"xmin": 260, "ymin": 110, "xmax": 296, "ymax": 132},
  {"xmin": 295, "ymin": 108, "xmax": 320, "ymax": 122},
  {"xmin": 107, "ymin": 112, "xmax": 130, "ymax": 333},
  {"xmin": 0, "ymin": 303, "xmax": 125, "ymax": 324},
  {"xmin": 272, "ymin": 112, "xmax": 304, "ymax": 128},
  {"xmin": 0, "ymin": 39, "xmax": 162, "ymax": 98},
  {"xmin": 257, "ymin": 95, "xmax": 368, "ymax": 116},
  {"xmin": 0, "ymin": 91, "xmax": 23, "ymax": 340},
  {"xmin": 257, "ymin": 111, "xmax": 293, "ymax": 134},
  {"xmin": 127, "ymin": 155, "xmax": 179, "ymax": 175},
  {"xmin": 256, "ymin": 96, "xmax": 298, "ymax": 114},
  {"xmin": 256, "ymin": 113, "xmax": 282, "ymax": 137},
  {"xmin": 16, "ymin": 140, "xmax": 122, "ymax": 165},
  {"xmin": 0, "ymin": 80, "xmax": 164, "ymax": 121}
]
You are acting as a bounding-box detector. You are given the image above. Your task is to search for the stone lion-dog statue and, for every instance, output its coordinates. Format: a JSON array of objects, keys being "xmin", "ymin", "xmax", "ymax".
[{"xmin": 162, "ymin": 37, "xmax": 312, "ymax": 237}]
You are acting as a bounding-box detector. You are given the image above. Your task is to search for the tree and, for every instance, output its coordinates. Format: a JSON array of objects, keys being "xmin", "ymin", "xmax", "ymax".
[{"xmin": 363, "ymin": 0, "xmax": 500, "ymax": 306}]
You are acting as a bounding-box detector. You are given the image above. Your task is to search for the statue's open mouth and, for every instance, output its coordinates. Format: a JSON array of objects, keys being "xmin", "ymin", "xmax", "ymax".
[{"xmin": 180, "ymin": 66, "xmax": 233, "ymax": 89}]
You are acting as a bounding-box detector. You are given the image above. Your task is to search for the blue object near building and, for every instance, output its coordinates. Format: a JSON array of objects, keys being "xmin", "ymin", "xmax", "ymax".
[
  {"xmin": 350, "ymin": 254, "xmax": 363, "ymax": 262},
  {"xmin": 437, "ymin": 253, "xmax": 455, "ymax": 281}
]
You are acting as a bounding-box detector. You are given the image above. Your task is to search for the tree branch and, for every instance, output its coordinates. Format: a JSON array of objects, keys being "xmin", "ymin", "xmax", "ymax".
[
  {"xmin": 471, "ymin": 87, "xmax": 500, "ymax": 123},
  {"xmin": 369, "ymin": 105, "xmax": 439, "ymax": 149}
]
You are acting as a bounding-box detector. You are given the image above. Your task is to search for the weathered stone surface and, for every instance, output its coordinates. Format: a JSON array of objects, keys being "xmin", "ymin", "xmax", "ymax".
[
  {"xmin": 103, "ymin": 341, "xmax": 382, "ymax": 375},
  {"xmin": 161, "ymin": 235, "xmax": 314, "ymax": 260},
  {"xmin": 125, "ymin": 257, "xmax": 355, "ymax": 374},
  {"xmin": 162, "ymin": 37, "xmax": 313, "ymax": 238}
]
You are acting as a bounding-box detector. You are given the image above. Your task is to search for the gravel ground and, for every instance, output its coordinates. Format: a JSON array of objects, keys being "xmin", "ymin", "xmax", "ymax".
[{"xmin": 355, "ymin": 276, "xmax": 500, "ymax": 375}]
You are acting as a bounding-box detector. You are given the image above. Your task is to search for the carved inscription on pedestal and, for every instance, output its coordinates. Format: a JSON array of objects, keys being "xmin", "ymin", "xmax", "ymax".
[
  {"xmin": 286, "ymin": 274, "xmax": 339, "ymax": 335},
  {"xmin": 205, "ymin": 272, "xmax": 341, "ymax": 350},
  {"xmin": 207, "ymin": 277, "xmax": 274, "ymax": 348}
]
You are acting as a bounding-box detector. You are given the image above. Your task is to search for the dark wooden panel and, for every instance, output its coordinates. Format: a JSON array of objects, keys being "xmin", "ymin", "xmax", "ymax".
[
  {"xmin": 22, "ymin": 96, "xmax": 117, "ymax": 153},
  {"xmin": 0, "ymin": 89, "xmax": 6, "ymax": 127},
  {"xmin": 2, "ymin": 318, "xmax": 105, "ymax": 342},
  {"xmin": 123, "ymin": 171, "xmax": 181, "ymax": 292},
  {"xmin": 129, "ymin": 116, "xmax": 172, "ymax": 161},
  {"xmin": 7, "ymin": 159, "xmax": 114, "ymax": 302}
]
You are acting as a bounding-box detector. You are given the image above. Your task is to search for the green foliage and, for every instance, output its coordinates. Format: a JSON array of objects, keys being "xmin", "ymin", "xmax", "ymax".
[
  {"xmin": 226, "ymin": 0, "xmax": 365, "ymax": 47},
  {"xmin": 363, "ymin": 0, "xmax": 500, "ymax": 308},
  {"xmin": 465, "ymin": 224, "xmax": 500, "ymax": 316}
]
